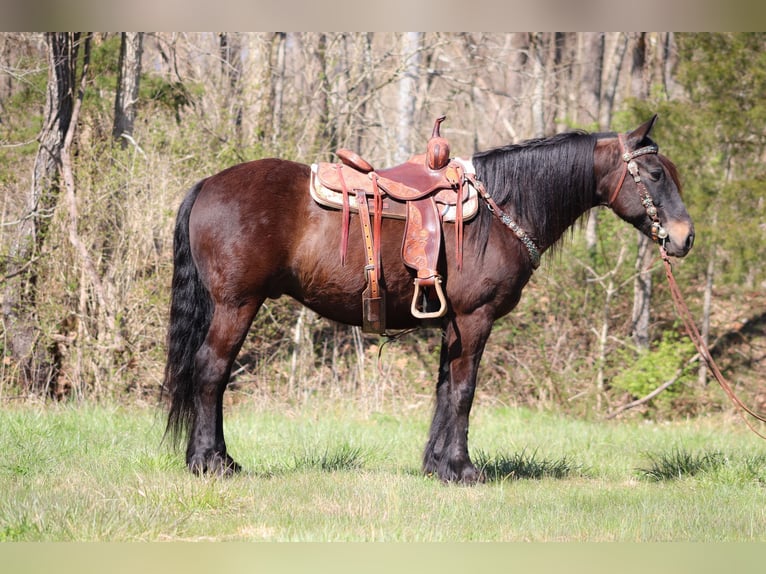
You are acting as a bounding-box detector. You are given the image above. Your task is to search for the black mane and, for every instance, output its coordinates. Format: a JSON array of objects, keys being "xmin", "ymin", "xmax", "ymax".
[{"xmin": 471, "ymin": 131, "xmax": 599, "ymax": 253}]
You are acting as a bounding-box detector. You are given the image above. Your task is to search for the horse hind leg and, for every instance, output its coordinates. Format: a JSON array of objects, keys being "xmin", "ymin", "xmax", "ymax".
[{"xmin": 187, "ymin": 299, "xmax": 260, "ymax": 476}]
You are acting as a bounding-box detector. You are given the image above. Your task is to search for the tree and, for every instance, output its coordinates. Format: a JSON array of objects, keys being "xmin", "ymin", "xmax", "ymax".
[
  {"xmin": 576, "ymin": 32, "xmax": 604, "ymax": 129},
  {"xmin": 673, "ymin": 33, "xmax": 766, "ymax": 384},
  {"xmin": 269, "ymin": 32, "xmax": 287, "ymax": 147},
  {"xmin": 112, "ymin": 32, "xmax": 143, "ymax": 148},
  {"xmin": 396, "ymin": 32, "xmax": 423, "ymax": 162},
  {"xmin": 2, "ymin": 33, "xmax": 81, "ymax": 390}
]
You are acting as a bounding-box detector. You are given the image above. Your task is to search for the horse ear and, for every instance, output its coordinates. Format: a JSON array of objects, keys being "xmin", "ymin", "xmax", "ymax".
[{"xmin": 626, "ymin": 114, "xmax": 658, "ymax": 147}]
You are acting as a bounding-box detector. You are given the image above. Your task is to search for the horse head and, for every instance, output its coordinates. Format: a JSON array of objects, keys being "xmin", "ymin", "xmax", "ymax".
[{"xmin": 599, "ymin": 115, "xmax": 695, "ymax": 258}]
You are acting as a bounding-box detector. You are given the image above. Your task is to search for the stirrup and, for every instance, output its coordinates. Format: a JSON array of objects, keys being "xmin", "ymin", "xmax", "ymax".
[{"xmin": 410, "ymin": 277, "xmax": 447, "ymax": 319}]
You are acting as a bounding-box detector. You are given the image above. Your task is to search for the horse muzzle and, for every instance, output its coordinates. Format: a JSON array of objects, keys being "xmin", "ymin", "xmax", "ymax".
[{"xmin": 662, "ymin": 219, "xmax": 695, "ymax": 257}]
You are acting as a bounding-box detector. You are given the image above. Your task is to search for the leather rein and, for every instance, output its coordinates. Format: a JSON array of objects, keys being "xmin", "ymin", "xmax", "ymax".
[
  {"xmin": 611, "ymin": 134, "xmax": 766, "ymax": 436},
  {"xmin": 661, "ymin": 247, "xmax": 766, "ymax": 438}
]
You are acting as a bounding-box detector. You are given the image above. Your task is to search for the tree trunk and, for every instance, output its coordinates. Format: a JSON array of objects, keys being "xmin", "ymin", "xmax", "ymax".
[
  {"xmin": 631, "ymin": 233, "xmax": 654, "ymax": 349},
  {"xmin": 2, "ymin": 32, "xmax": 79, "ymax": 391},
  {"xmin": 585, "ymin": 211, "xmax": 599, "ymax": 257},
  {"xmin": 577, "ymin": 32, "xmax": 603, "ymax": 128},
  {"xmin": 507, "ymin": 32, "xmax": 529, "ymax": 121},
  {"xmin": 577, "ymin": 33, "xmax": 606, "ymax": 256},
  {"xmin": 530, "ymin": 33, "xmax": 546, "ymax": 138},
  {"xmin": 269, "ymin": 32, "xmax": 286, "ymax": 147},
  {"xmin": 661, "ymin": 33, "xmax": 682, "ymax": 99},
  {"xmin": 630, "ymin": 32, "xmax": 647, "ymax": 98},
  {"xmin": 629, "ymin": 32, "xmax": 653, "ymax": 350},
  {"xmin": 218, "ymin": 32, "xmax": 243, "ymax": 140},
  {"xmin": 396, "ymin": 32, "xmax": 422, "ymax": 162},
  {"xmin": 112, "ymin": 32, "xmax": 143, "ymax": 148},
  {"xmin": 60, "ymin": 34, "xmax": 121, "ymax": 394},
  {"xmin": 354, "ymin": 33, "xmax": 374, "ymax": 151},
  {"xmin": 313, "ymin": 32, "xmax": 339, "ymax": 157},
  {"xmin": 599, "ymin": 33, "xmax": 629, "ymax": 129}
]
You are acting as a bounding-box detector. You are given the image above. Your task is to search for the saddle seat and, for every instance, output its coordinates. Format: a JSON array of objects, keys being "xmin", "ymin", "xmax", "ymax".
[
  {"xmin": 312, "ymin": 154, "xmax": 478, "ymax": 220},
  {"xmin": 309, "ymin": 116, "xmax": 479, "ymax": 333}
]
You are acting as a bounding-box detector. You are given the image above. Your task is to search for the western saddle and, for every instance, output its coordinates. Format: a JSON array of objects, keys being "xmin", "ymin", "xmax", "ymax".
[{"xmin": 310, "ymin": 116, "xmax": 479, "ymax": 333}]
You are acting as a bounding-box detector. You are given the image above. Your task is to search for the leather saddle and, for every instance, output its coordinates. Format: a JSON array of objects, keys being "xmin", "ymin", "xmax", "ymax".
[{"xmin": 310, "ymin": 116, "xmax": 479, "ymax": 333}]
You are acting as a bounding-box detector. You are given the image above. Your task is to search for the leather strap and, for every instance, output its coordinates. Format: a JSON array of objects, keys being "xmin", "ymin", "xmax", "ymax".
[
  {"xmin": 336, "ymin": 164, "xmax": 351, "ymax": 265},
  {"xmin": 445, "ymin": 162, "xmax": 464, "ymax": 270},
  {"xmin": 660, "ymin": 246, "xmax": 766, "ymax": 438},
  {"xmin": 469, "ymin": 173, "xmax": 541, "ymax": 269},
  {"xmin": 356, "ymin": 189, "xmax": 380, "ymax": 300},
  {"xmin": 608, "ymin": 134, "xmax": 658, "ymax": 206},
  {"xmin": 371, "ymin": 174, "xmax": 383, "ymax": 275}
]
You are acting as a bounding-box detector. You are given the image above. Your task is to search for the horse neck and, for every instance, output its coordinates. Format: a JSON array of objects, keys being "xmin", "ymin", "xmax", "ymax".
[{"xmin": 475, "ymin": 133, "xmax": 600, "ymax": 254}]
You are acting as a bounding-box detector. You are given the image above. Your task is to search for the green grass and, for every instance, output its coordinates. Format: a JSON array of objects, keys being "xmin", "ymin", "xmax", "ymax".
[{"xmin": 1, "ymin": 401, "xmax": 765, "ymax": 541}]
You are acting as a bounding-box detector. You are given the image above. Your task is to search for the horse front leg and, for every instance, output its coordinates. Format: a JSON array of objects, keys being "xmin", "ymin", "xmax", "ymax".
[
  {"xmin": 423, "ymin": 311, "xmax": 493, "ymax": 484},
  {"xmin": 187, "ymin": 301, "xmax": 259, "ymax": 476}
]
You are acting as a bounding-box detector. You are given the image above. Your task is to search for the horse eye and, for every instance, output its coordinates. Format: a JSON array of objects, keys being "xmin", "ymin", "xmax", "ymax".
[{"xmin": 648, "ymin": 169, "xmax": 663, "ymax": 182}]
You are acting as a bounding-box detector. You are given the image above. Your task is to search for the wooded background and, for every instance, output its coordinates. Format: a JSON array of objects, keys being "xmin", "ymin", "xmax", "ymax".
[{"xmin": 1, "ymin": 32, "xmax": 764, "ymax": 419}]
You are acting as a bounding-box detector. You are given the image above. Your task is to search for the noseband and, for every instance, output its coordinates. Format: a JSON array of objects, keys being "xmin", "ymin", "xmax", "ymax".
[{"xmin": 608, "ymin": 134, "xmax": 668, "ymax": 244}]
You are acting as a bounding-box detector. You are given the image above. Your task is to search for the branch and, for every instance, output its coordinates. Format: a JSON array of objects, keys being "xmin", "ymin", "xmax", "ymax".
[
  {"xmin": 605, "ymin": 353, "xmax": 700, "ymax": 419},
  {"xmin": 0, "ymin": 255, "xmax": 39, "ymax": 282}
]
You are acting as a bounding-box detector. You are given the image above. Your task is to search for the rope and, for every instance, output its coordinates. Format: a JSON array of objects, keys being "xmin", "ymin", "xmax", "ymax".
[{"xmin": 659, "ymin": 245, "xmax": 766, "ymax": 439}]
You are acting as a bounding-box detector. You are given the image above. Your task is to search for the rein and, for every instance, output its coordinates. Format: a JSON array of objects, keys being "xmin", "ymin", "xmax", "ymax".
[
  {"xmin": 660, "ymin": 246, "xmax": 766, "ymax": 439},
  {"xmin": 615, "ymin": 132, "xmax": 766, "ymax": 437}
]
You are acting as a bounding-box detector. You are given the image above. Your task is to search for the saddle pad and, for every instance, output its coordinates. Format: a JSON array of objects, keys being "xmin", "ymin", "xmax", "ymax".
[{"xmin": 309, "ymin": 158, "xmax": 479, "ymax": 223}]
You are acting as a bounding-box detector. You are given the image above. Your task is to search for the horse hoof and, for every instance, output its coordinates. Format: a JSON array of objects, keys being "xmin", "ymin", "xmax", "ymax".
[
  {"xmin": 424, "ymin": 459, "xmax": 484, "ymax": 485},
  {"xmin": 458, "ymin": 465, "xmax": 485, "ymax": 485},
  {"xmin": 188, "ymin": 452, "xmax": 241, "ymax": 477}
]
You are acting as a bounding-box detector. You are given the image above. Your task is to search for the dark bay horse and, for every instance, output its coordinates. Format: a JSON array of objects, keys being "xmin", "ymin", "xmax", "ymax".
[{"xmin": 163, "ymin": 115, "xmax": 694, "ymax": 483}]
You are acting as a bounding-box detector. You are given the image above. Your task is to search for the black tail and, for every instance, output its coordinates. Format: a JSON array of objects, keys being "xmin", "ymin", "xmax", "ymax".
[{"xmin": 162, "ymin": 180, "xmax": 212, "ymax": 447}]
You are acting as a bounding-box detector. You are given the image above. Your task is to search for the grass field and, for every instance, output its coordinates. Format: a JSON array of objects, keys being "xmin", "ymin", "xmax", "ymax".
[{"xmin": 1, "ymin": 399, "xmax": 765, "ymax": 542}]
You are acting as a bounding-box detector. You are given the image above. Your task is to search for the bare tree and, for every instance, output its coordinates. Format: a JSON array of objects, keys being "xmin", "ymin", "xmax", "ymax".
[
  {"xmin": 599, "ymin": 32, "xmax": 629, "ymax": 130},
  {"xmin": 2, "ymin": 33, "xmax": 80, "ymax": 390},
  {"xmin": 629, "ymin": 33, "xmax": 654, "ymax": 350},
  {"xmin": 112, "ymin": 32, "xmax": 143, "ymax": 148},
  {"xmin": 507, "ymin": 33, "xmax": 529, "ymax": 117},
  {"xmin": 529, "ymin": 33, "xmax": 547, "ymax": 138},
  {"xmin": 396, "ymin": 32, "xmax": 423, "ymax": 162},
  {"xmin": 269, "ymin": 32, "xmax": 287, "ymax": 147},
  {"xmin": 577, "ymin": 32, "xmax": 604, "ymax": 128}
]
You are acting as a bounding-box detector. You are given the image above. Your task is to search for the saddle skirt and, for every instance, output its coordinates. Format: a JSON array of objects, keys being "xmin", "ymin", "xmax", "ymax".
[{"xmin": 309, "ymin": 156, "xmax": 479, "ymax": 222}]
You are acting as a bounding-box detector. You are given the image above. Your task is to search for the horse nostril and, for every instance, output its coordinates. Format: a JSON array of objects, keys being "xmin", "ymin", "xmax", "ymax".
[{"xmin": 685, "ymin": 234, "xmax": 695, "ymax": 251}]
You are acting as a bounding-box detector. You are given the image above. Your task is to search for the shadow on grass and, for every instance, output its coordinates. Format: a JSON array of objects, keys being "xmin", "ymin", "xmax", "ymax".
[
  {"xmin": 243, "ymin": 445, "xmax": 586, "ymax": 483},
  {"xmin": 638, "ymin": 448, "xmax": 725, "ymax": 481},
  {"xmin": 250, "ymin": 443, "xmax": 369, "ymax": 478},
  {"xmin": 637, "ymin": 448, "xmax": 766, "ymax": 483},
  {"xmin": 474, "ymin": 449, "xmax": 585, "ymax": 482}
]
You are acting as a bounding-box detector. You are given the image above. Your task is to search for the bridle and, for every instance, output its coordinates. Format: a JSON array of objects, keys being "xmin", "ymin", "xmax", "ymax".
[{"xmin": 608, "ymin": 134, "xmax": 669, "ymax": 245}]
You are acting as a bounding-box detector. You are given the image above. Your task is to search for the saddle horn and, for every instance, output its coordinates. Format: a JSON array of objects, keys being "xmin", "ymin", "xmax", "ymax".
[{"xmin": 426, "ymin": 115, "xmax": 450, "ymax": 170}]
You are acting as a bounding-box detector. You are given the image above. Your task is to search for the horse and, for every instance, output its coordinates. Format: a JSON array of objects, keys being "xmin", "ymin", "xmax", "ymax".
[{"xmin": 162, "ymin": 115, "xmax": 695, "ymax": 484}]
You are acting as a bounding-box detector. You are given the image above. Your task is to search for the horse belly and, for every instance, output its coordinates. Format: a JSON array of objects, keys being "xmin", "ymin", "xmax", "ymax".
[{"xmin": 288, "ymin": 210, "xmax": 421, "ymax": 328}]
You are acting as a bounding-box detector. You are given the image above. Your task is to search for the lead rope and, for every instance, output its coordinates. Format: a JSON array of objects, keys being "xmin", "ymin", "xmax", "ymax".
[
  {"xmin": 659, "ymin": 245, "xmax": 766, "ymax": 439},
  {"xmin": 614, "ymin": 133, "xmax": 765, "ymax": 437}
]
